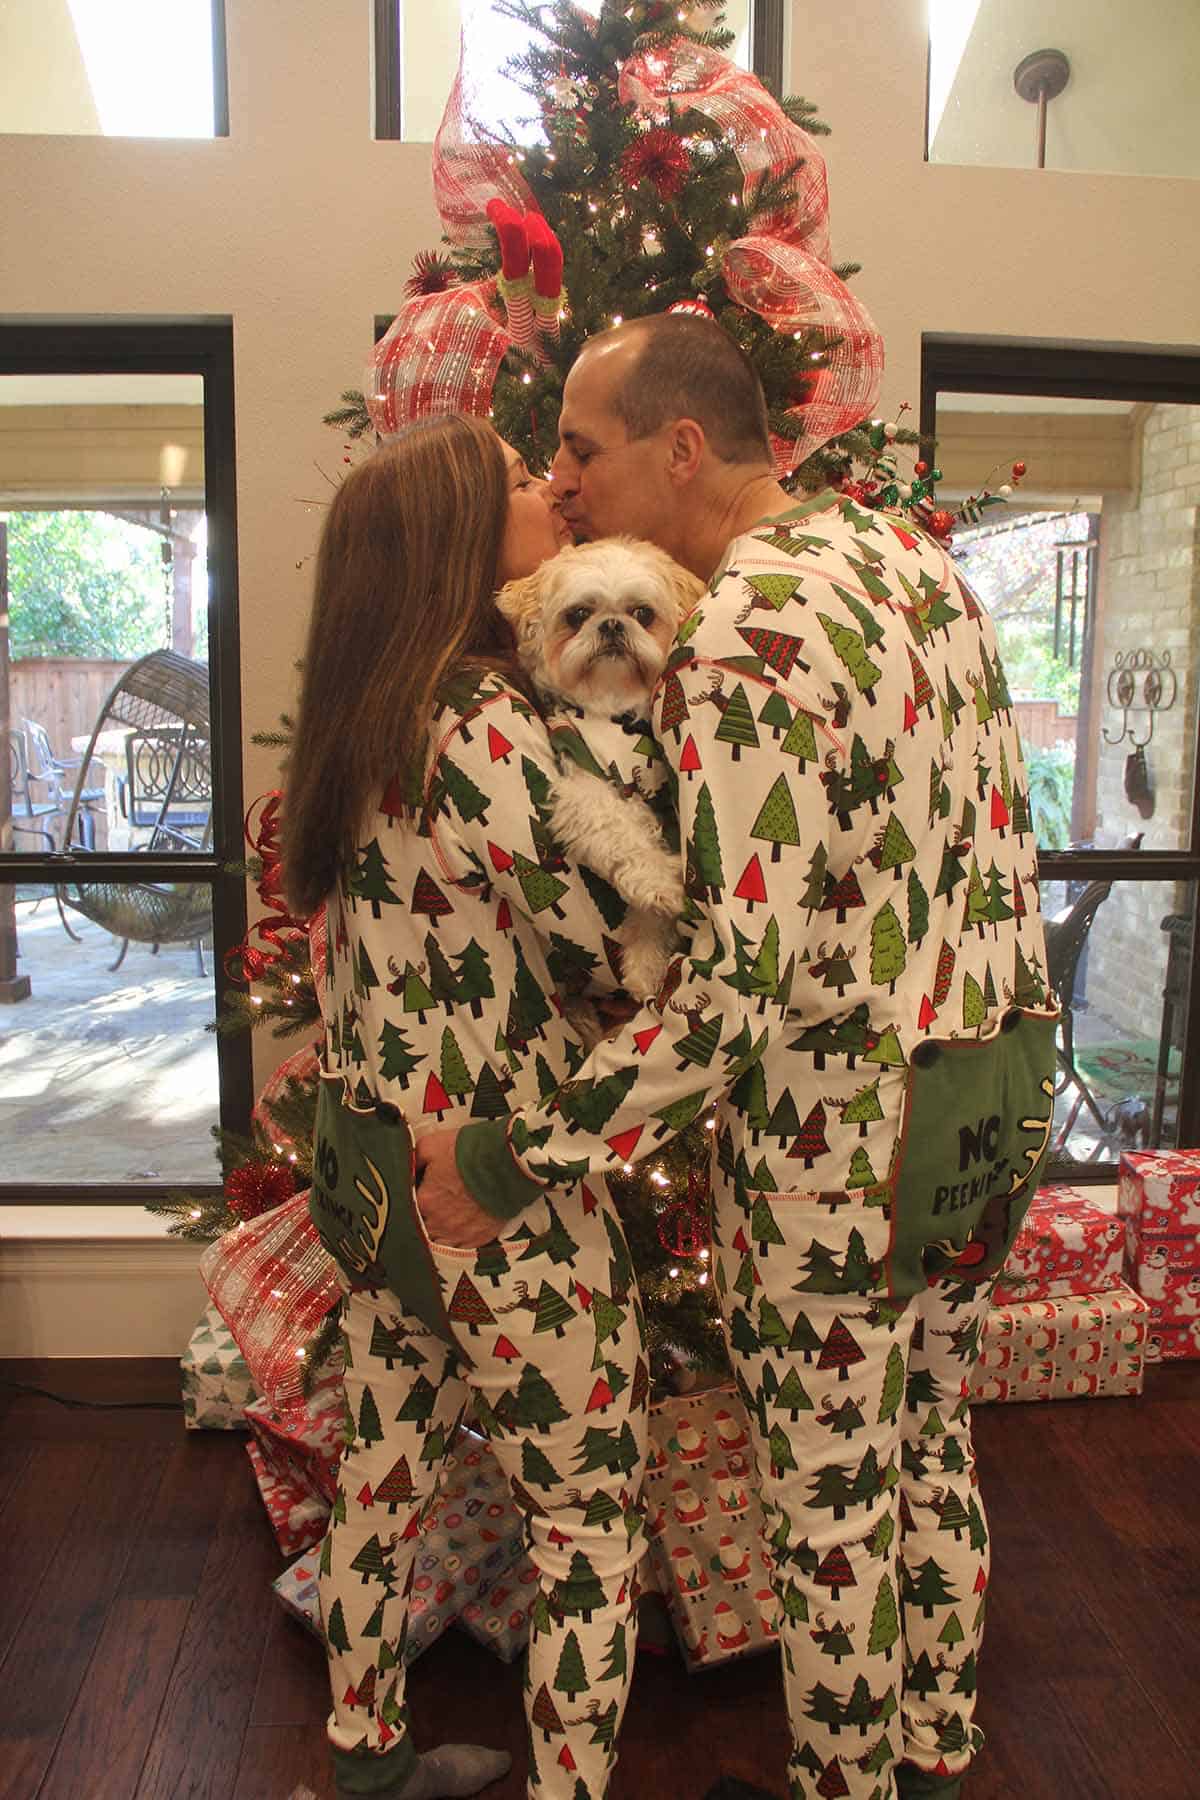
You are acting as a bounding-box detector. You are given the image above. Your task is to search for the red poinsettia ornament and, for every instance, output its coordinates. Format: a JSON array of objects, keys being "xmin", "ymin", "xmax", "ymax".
[
  {"xmin": 226, "ymin": 1158, "xmax": 298, "ymax": 1222},
  {"xmin": 620, "ymin": 127, "xmax": 691, "ymax": 198}
]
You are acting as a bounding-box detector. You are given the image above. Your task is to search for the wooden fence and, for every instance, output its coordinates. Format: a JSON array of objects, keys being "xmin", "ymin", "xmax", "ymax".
[
  {"xmin": 1012, "ymin": 699, "xmax": 1077, "ymax": 750},
  {"xmin": 8, "ymin": 658, "xmax": 131, "ymax": 760}
]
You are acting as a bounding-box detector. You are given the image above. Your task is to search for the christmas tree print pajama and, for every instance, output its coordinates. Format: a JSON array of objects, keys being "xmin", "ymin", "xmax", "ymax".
[
  {"xmin": 709, "ymin": 1157, "xmax": 994, "ymax": 1798},
  {"xmin": 323, "ymin": 1185, "xmax": 649, "ymax": 1800},
  {"xmin": 454, "ymin": 493, "xmax": 1058, "ymax": 1799},
  {"xmin": 319, "ymin": 672, "xmax": 665, "ymax": 1797}
]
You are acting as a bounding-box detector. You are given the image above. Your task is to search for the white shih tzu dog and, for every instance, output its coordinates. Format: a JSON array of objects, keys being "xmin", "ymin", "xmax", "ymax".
[{"xmin": 498, "ymin": 536, "xmax": 704, "ymax": 1004}]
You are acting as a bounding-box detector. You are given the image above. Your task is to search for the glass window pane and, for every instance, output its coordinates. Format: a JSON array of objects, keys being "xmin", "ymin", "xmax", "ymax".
[
  {"xmin": 0, "ymin": 0, "xmax": 219, "ymax": 138},
  {"xmin": 927, "ymin": 0, "xmax": 1199, "ymax": 179},
  {"xmin": 0, "ymin": 880, "xmax": 220, "ymax": 1185},
  {"xmin": 938, "ymin": 394, "xmax": 1199, "ymax": 853},
  {"xmin": 1040, "ymin": 876, "xmax": 1193, "ymax": 1167},
  {"xmin": 397, "ymin": 0, "xmax": 754, "ymax": 142},
  {"xmin": 1, "ymin": 373, "xmax": 210, "ymax": 860}
]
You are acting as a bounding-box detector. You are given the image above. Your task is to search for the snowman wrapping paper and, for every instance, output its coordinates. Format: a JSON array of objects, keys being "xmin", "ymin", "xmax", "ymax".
[
  {"xmin": 643, "ymin": 1387, "xmax": 779, "ymax": 1671},
  {"xmin": 1118, "ymin": 1151, "xmax": 1200, "ymax": 1360},
  {"xmin": 991, "ymin": 1188, "xmax": 1125, "ymax": 1306}
]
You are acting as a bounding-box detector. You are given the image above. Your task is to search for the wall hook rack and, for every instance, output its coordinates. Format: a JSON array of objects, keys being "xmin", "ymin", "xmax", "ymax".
[{"xmin": 1102, "ymin": 647, "xmax": 1177, "ymax": 749}]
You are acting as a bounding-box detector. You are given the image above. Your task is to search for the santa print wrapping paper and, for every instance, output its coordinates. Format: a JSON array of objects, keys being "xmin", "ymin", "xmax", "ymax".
[
  {"xmin": 1118, "ymin": 1151, "xmax": 1200, "ymax": 1360},
  {"xmin": 992, "ymin": 1188, "xmax": 1125, "ymax": 1307},
  {"xmin": 244, "ymin": 1371, "xmax": 348, "ymax": 1507},
  {"xmin": 970, "ymin": 1283, "xmax": 1149, "ymax": 1404},
  {"xmin": 247, "ymin": 1440, "xmax": 332, "ymax": 1556},
  {"xmin": 180, "ymin": 1301, "xmax": 259, "ymax": 1429},
  {"xmin": 643, "ymin": 1387, "xmax": 778, "ymax": 1671}
]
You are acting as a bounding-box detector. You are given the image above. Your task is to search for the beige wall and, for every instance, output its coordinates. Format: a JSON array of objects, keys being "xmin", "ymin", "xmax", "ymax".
[{"xmin": 1, "ymin": 0, "xmax": 1197, "ymax": 1104}]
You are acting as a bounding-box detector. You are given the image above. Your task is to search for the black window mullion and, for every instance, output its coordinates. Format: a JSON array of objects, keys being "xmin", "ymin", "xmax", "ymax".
[
  {"xmin": 0, "ymin": 319, "xmax": 251, "ymax": 1201},
  {"xmin": 923, "ymin": 335, "xmax": 1200, "ymax": 1168}
]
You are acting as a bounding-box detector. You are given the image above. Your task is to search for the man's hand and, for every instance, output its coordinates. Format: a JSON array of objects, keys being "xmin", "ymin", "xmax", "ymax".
[{"xmin": 413, "ymin": 1128, "xmax": 504, "ymax": 1250}]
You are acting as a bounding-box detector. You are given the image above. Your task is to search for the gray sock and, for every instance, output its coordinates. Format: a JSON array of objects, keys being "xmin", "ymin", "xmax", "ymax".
[{"xmin": 400, "ymin": 1745, "xmax": 512, "ymax": 1799}]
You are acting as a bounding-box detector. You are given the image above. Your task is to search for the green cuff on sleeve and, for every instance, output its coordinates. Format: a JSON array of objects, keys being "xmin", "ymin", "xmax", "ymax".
[{"xmin": 457, "ymin": 1120, "xmax": 544, "ymax": 1222}]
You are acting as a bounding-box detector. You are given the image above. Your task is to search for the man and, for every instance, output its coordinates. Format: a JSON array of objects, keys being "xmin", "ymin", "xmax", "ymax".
[{"xmin": 418, "ymin": 313, "xmax": 1057, "ymax": 1800}]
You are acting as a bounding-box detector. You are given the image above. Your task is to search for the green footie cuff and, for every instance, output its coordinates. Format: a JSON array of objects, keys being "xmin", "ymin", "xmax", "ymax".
[
  {"xmin": 332, "ymin": 1736, "xmax": 417, "ymax": 1799},
  {"xmin": 894, "ymin": 1768, "xmax": 965, "ymax": 1800},
  {"xmin": 456, "ymin": 1120, "xmax": 543, "ymax": 1223}
]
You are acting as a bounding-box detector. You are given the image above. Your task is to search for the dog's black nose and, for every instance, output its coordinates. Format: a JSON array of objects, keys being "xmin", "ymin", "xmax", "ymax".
[{"xmin": 599, "ymin": 617, "xmax": 625, "ymax": 639}]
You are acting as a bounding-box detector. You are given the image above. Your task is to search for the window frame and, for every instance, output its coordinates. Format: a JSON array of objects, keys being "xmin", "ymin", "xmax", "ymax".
[
  {"xmin": 374, "ymin": 0, "xmax": 786, "ymax": 140},
  {"xmin": 0, "ymin": 319, "xmax": 252, "ymax": 1205},
  {"xmin": 921, "ymin": 335, "xmax": 1200, "ymax": 1177}
]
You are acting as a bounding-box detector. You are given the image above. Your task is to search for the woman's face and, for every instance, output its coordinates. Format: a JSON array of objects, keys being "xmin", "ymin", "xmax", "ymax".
[{"xmin": 496, "ymin": 440, "xmax": 573, "ymax": 587}]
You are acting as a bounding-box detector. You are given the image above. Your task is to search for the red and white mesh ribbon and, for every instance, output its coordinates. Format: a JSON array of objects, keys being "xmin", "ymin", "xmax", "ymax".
[
  {"xmin": 366, "ymin": 280, "xmax": 518, "ymax": 436},
  {"xmin": 432, "ymin": 30, "xmax": 536, "ymax": 249},
  {"xmin": 618, "ymin": 38, "xmax": 884, "ymax": 471},
  {"xmin": 200, "ymin": 1194, "xmax": 341, "ymax": 1418}
]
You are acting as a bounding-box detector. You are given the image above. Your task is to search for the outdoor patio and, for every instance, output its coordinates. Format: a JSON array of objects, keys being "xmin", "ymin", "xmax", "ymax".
[{"xmin": 0, "ymin": 893, "xmax": 218, "ymax": 1187}]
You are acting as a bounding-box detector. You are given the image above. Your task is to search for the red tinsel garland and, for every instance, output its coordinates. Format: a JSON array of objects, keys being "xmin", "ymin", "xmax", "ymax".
[
  {"xmin": 226, "ymin": 1159, "xmax": 299, "ymax": 1222},
  {"xmin": 225, "ymin": 791, "xmax": 314, "ymax": 984}
]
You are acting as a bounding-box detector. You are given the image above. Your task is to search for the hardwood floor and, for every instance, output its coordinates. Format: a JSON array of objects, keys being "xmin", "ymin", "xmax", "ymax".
[{"xmin": 1, "ymin": 1358, "xmax": 1197, "ymax": 1800}]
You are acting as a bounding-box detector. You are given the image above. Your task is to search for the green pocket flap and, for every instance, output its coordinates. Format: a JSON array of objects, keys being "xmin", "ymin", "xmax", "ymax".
[
  {"xmin": 887, "ymin": 1007, "xmax": 1058, "ymax": 1300},
  {"xmin": 309, "ymin": 1075, "xmax": 458, "ymax": 1350}
]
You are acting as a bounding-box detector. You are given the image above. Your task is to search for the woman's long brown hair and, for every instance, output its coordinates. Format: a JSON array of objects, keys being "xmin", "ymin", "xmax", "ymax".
[{"xmin": 283, "ymin": 413, "xmax": 522, "ymax": 915}]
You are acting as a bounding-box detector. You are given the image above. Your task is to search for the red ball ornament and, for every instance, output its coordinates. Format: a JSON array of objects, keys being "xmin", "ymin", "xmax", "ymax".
[
  {"xmin": 913, "ymin": 460, "xmax": 929, "ymax": 477},
  {"xmin": 667, "ymin": 298, "xmax": 716, "ymax": 321},
  {"xmin": 1011, "ymin": 461, "xmax": 1027, "ymax": 479},
  {"xmin": 929, "ymin": 508, "xmax": 956, "ymax": 539},
  {"xmin": 225, "ymin": 1158, "xmax": 298, "ymax": 1222},
  {"xmin": 620, "ymin": 127, "xmax": 691, "ymax": 198}
]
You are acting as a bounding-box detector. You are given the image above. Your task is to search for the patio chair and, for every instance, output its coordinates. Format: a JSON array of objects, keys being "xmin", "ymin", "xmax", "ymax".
[
  {"xmin": 118, "ymin": 728, "xmax": 212, "ymax": 848},
  {"xmin": 1044, "ymin": 831, "xmax": 1143, "ymax": 1155},
  {"xmin": 55, "ymin": 649, "xmax": 214, "ymax": 976},
  {"xmin": 22, "ymin": 716, "xmax": 103, "ymax": 850},
  {"xmin": 7, "ymin": 725, "xmax": 61, "ymax": 851}
]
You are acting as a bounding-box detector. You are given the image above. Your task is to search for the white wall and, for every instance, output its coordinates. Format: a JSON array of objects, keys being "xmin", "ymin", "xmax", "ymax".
[{"xmin": 0, "ymin": 2, "xmax": 1197, "ymax": 1344}]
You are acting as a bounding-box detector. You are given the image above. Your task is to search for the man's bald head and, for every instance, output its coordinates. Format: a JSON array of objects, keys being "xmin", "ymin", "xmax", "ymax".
[{"xmin": 582, "ymin": 313, "xmax": 773, "ymax": 467}]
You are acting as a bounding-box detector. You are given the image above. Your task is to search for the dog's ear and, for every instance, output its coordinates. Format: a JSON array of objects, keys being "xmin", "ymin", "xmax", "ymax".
[
  {"xmin": 496, "ymin": 570, "xmax": 547, "ymax": 661},
  {"xmin": 647, "ymin": 545, "xmax": 706, "ymax": 620}
]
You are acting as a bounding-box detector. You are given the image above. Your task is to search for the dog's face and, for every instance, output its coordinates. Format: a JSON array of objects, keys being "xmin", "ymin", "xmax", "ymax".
[{"xmin": 497, "ymin": 537, "xmax": 703, "ymax": 714}]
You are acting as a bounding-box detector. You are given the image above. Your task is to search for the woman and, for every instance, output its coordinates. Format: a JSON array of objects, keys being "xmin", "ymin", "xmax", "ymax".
[{"xmin": 285, "ymin": 415, "xmax": 650, "ymax": 1800}]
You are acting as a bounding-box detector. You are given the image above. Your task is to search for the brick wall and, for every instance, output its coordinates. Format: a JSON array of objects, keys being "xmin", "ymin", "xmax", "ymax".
[{"xmin": 1082, "ymin": 404, "xmax": 1199, "ymax": 1045}]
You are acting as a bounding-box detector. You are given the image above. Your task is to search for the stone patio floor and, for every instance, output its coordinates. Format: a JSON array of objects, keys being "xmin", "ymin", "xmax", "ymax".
[{"xmin": 1, "ymin": 894, "xmax": 219, "ymax": 1188}]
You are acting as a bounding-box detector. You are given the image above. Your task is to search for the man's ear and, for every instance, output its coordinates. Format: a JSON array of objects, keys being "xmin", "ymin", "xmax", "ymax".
[{"xmin": 664, "ymin": 417, "xmax": 706, "ymax": 488}]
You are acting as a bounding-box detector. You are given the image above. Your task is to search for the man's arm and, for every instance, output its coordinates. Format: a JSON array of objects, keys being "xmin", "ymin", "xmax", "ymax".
[{"xmin": 431, "ymin": 591, "xmax": 846, "ymax": 1218}]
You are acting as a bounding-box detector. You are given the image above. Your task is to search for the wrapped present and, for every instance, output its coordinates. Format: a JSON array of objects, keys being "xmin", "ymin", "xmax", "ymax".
[
  {"xmin": 1119, "ymin": 1150, "xmax": 1200, "ymax": 1256},
  {"xmin": 643, "ymin": 1387, "xmax": 776, "ymax": 1671},
  {"xmin": 992, "ymin": 1190, "xmax": 1125, "ymax": 1306},
  {"xmin": 266, "ymin": 1431, "xmax": 526, "ymax": 1646},
  {"xmin": 180, "ymin": 1301, "xmax": 259, "ymax": 1429},
  {"xmin": 244, "ymin": 1370, "xmax": 347, "ymax": 1508},
  {"xmin": 970, "ymin": 1283, "xmax": 1149, "ymax": 1403},
  {"xmin": 272, "ymin": 1551, "xmax": 325, "ymax": 1640},
  {"xmin": 1118, "ymin": 1151, "xmax": 1200, "ymax": 1360},
  {"xmin": 457, "ymin": 1553, "xmax": 540, "ymax": 1663},
  {"xmin": 272, "ymin": 1551, "xmax": 439, "ymax": 1668},
  {"xmin": 1148, "ymin": 1319, "xmax": 1200, "ymax": 1363},
  {"xmin": 247, "ymin": 1439, "xmax": 330, "ymax": 1555},
  {"xmin": 407, "ymin": 1435, "xmax": 527, "ymax": 1657}
]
